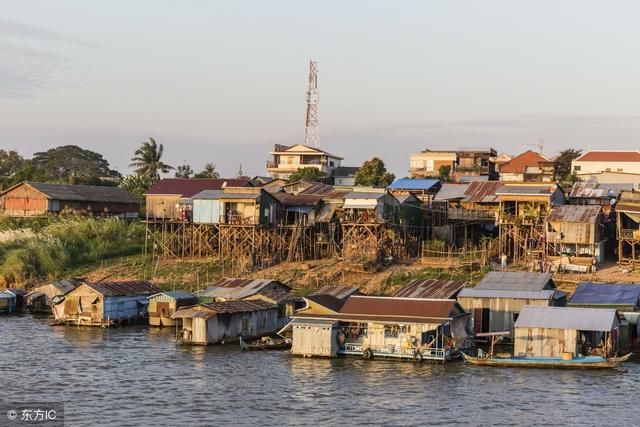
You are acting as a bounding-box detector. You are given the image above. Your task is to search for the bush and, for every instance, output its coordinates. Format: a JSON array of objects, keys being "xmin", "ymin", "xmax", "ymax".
[{"xmin": 0, "ymin": 217, "xmax": 144, "ymax": 286}]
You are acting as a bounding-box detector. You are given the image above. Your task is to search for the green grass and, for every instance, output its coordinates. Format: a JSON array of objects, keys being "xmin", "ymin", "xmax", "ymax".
[{"xmin": 0, "ymin": 216, "xmax": 145, "ymax": 286}]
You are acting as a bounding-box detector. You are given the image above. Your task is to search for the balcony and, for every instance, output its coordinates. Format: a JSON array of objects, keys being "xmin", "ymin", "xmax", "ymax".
[
  {"xmin": 447, "ymin": 208, "xmax": 496, "ymax": 221},
  {"xmin": 619, "ymin": 229, "xmax": 640, "ymax": 240}
]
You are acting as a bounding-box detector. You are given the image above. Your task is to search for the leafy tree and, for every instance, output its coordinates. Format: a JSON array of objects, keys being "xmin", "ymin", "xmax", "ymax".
[
  {"xmin": 2, "ymin": 161, "xmax": 48, "ymax": 189},
  {"xmin": 438, "ymin": 165, "xmax": 452, "ymax": 182},
  {"xmin": 32, "ymin": 145, "xmax": 120, "ymax": 183},
  {"xmin": 120, "ymin": 174, "xmax": 153, "ymax": 197},
  {"xmin": 288, "ymin": 167, "xmax": 326, "ymax": 183},
  {"xmin": 0, "ymin": 150, "xmax": 25, "ymax": 178},
  {"xmin": 194, "ymin": 162, "xmax": 220, "ymax": 179},
  {"xmin": 174, "ymin": 164, "xmax": 194, "ymax": 178},
  {"xmin": 555, "ymin": 148, "xmax": 582, "ymax": 182},
  {"xmin": 354, "ymin": 157, "xmax": 395, "ymax": 187},
  {"xmin": 130, "ymin": 137, "xmax": 173, "ymax": 182}
]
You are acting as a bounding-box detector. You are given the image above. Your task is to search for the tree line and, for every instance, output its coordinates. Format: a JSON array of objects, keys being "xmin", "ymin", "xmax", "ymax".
[{"xmin": 0, "ymin": 139, "xmax": 584, "ymax": 196}]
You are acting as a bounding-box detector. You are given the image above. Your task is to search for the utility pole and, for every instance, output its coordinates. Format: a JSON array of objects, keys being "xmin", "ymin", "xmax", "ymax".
[{"xmin": 304, "ymin": 60, "xmax": 319, "ymax": 147}]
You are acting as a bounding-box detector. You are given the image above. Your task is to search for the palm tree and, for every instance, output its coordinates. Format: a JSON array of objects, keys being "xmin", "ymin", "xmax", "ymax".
[
  {"xmin": 194, "ymin": 162, "xmax": 220, "ymax": 179},
  {"xmin": 129, "ymin": 137, "xmax": 173, "ymax": 182}
]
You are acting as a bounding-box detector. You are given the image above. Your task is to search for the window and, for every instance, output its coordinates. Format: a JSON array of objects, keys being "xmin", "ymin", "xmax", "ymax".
[
  {"xmin": 384, "ymin": 325, "xmax": 400, "ymax": 338},
  {"xmin": 410, "ymin": 159, "xmax": 425, "ymax": 169},
  {"xmin": 426, "ymin": 160, "xmax": 434, "ymax": 172},
  {"xmin": 605, "ymin": 168, "xmax": 611, "ymax": 172},
  {"xmin": 329, "ymin": 161, "xmax": 334, "ymax": 167},
  {"xmin": 573, "ymin": 165, "xmax": 581, "ymax": 172},
  {"xmin": 617, "ymin": 168, "xmax": 623, "ymax": 172},
  {"xmin": 513, "ymin": 312, "xmax": 519, "ymax": 322}
]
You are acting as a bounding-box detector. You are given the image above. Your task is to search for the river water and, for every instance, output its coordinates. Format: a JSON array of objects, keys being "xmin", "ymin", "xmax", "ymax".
[{"xmin": 2, "ymin": 315, "xmax": 639, "ymax": 426}]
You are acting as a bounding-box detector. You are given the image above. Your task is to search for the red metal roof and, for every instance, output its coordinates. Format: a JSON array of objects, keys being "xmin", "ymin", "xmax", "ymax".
[
  {"xmin": 145, "ymin": 178, "xmax": 252, "ymax": 197},
  {"xmin": 575, "ymin": 151, "xmax": 640, "ymax": 162},
  {"xmin": 339, "ymin": 296, "xmax": 457, "ymax": 319},
  {"xmin": 500, "ymin": 150, "xmax": 551, "ymax": 174},
  {"xmin": 392, "ymin": 279, "xmax": 466, "ymax": 299}
]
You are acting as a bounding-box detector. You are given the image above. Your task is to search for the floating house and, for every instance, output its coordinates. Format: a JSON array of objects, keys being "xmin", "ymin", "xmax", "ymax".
[
  {"xmin": 148, "ymin": 291, "xmax": 199, "ymax": 326},
  {"xmin": 568, "ymin": 282, "xmax": 640, "ymax": 351},
  {"xmin": 272, "ymin": 192, "xmax": 323, "ymax": 226},
  {"xmin": 0, "ymin": 289, "xmax": 27, "ymax": 314},
  {"xmin": 393, "ymin": 279, "xmax": 466, "ymax": 300},
  {"xmin": 171, "ymin": 300, "xmax": 279, "ymax": 345},
  {"xmin": 197, "ymin": 278, "xmax": 295, "ymax": 328},
  {"xmin": 514, "ymin": 305, "xmax": 620, "ymax": 358},
  {"xmin": 25, "ymin": 278, "xmax": 83, "ymax": 312},
  {"xmin": 457, "ymin": 272, "xmax": 566, "ymax": 335},
  {"xmin": 341, "ymin": 190, "xmax": 394, "ymax": 224},
  {"xmin": 52, "ymin": 281, "xmax": 161, "ymax": 326},
  {"xmin": 0, "ymin": 182, "xmax": 140, "ymax": 218},
  {"xmin": 191, "ymin": 187, "xmax": 282, "ymax": 226},
  {"xmin": 615, "ymin": 190, "xmax": 640, "ymax": 268},
  {"xmin": 285, "ymin": 296, "xmax": 470, "ymax": 362},
  {"xmin": 545, "ymin": 205, "xmax": 605, "ymax": 266}
]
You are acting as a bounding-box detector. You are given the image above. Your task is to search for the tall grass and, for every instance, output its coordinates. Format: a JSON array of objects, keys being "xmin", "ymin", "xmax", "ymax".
[{"xmin": 0, "ymin": 217, "xmax": 144, "ymax": 286}]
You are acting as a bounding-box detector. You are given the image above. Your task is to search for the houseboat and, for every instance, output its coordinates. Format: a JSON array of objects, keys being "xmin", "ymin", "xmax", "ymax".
[
  {"xmin": 283, "ymin": 296, "xmax": 470, "ymax": 362},
  {"xmin": 0, "ymin": 289, "xmax": 26, "ymax": 314},
  {"xmin": 148, "ymin": 291, "xmax": 198, "ymax": 326}
]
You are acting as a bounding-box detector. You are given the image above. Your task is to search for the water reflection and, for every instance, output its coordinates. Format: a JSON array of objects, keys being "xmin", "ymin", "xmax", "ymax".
[{"xmin": 1, "ymin": 315, "xmax": 639, "ymax": 426}]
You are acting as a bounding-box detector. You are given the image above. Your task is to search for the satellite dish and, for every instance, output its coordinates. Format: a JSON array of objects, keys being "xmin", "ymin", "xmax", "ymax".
[{"xmin": 610, "ymin": 198, "xmax": 616, "ymax": 206}]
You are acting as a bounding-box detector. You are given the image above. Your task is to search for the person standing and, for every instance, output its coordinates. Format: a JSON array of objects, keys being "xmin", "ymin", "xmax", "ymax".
[{"xmin": 501, "ymin": 253, "xmax": 508, "ymax": 271}]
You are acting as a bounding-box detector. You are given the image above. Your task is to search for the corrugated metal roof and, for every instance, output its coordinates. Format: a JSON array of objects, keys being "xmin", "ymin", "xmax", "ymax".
[
  {"xmin": 315, "ymin": 203, "xmax": 338, "ymax": 223},
  {"xmin": 515, "ymin": 305, "xmax": 619, "ymax": 331},
  {"xmin": 496, "ymin": 184, "xmax": 557, "ymax": 196},
  {"xmin": 49, "ymin": 278, "xmax": 84, "ymax": 295},
  {"xmin": 339, "ymin": 296, "xmax": 458, "ymax": 319},
  {"xmin": 219, "ymin": 192, "xmax": 261, "ymax": 200},
  {"xmin": 387, "ymin": 178, "xmax": 440, "ymax": 190},
  {"xmin": 434, "ymin": 183, "xmax": 469, "ymax": 201},
  {"xmin": 255, "ymin": 288, "xmax": 298, "ymax": 304},
  {"xmin": 198, "ymin": 278, "xmax": 288, "ymax": 299},
  {"xmin": 310, "ymin": 285, "xmax": 360, "ymax": 300},
  {"xmin": 344, "ymin": 191, "xmax": 385, "ymax": 200},
  {"xmin": 458, "ymin": 288, "xmax": 561, "ymax": 300},
  {"xmin": 293, "ymin": 312, "xmax": 457, "ymax": 325},
  {"xmin": 547, "ymin": 205, "xmax": 601, "ymax": 223},
  {"xmin": 322, "ymin": 189, "xmax": 350, "ymax": 201},
  {"xmin": 171, "ymin": 300, "xmax": 276, "ymax": 319},
  {"xmin": 464, "ymin": 181, "xmax": 502, "ymax": 203},
  {"xmin": 14, "ymin": 182, "xmax": 140, "ymax": 204},
  {"xmin": 145, "ymin": 178, "xmax": 252, "ymax": 197},
  {"xmin": 149, "ymin": 290, "xmax": 198, "ymax": 301},
  {"xmin": 191, "ymin": 190, "xmax": 224, "ymax": 200},
  {"xmin": 568, "ymin": 182, "xmax": 632, "ymax": 199},
  {"xmin": 272, "ymin": 192, "xmax": 323, "ymax": 206},
  {"xmin": 85, "ymin": 281, "xmax": 161, "ymax": 297},
  {"xmin": 298, "ymin": 182, "xmax": 335, "ymax": 195},
  {"xmin": 458, "ymin": 175, "xmax": 489, "ymax": 183},
  {"xmin": 568, "ymin": 283, "xmax": 640, "ymax": 307},
  {"xmin": 393, "ymin": 279, "xmax": 466, "ymax": 299},
  {"xmin": 475, "ymin": 271, "xmax": 554, "ymax": 291}
]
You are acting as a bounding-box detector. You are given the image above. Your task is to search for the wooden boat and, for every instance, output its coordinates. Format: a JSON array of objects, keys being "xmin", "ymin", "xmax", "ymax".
[
  {"xmin": 239, "ymin": 336, "xmax": 292, "ymax": 351},
  {"xmin": 466, "ymin": 330, "xmax": 631, "ymax": 369},
  {"xmin": 462, "ymin": 352, "xmax": 632, "ymax": 369}
]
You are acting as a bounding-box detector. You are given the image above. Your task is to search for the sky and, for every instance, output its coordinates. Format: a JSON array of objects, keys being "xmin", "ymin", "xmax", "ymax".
[{"xmin": 3, "ymin": 1, "xmax": 640, "ymax": 178}]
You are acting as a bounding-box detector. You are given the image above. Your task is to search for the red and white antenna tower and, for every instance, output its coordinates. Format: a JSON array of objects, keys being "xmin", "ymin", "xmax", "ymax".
[{"xmin": 304, "ymin": 60, "xmax": 319, "ymax": 147}]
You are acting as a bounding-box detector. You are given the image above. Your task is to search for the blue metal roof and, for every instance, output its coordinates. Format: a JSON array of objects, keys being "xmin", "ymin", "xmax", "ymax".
[
  {"xmin": 387, "ymin": 178, "xmax": 439, "ymax": 190},
  {"xmin": 569, "ymin": 283, "xmax": 640, "ymax": 307}
]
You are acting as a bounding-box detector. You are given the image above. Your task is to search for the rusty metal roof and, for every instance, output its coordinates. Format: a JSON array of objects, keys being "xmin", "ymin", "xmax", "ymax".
[
  {"xmin": 474, "ymin": 271, "xmax": 554, "ymax": 291},
  {"xmin": 315, "ymin": 203, "xmax": 338, "ymax": 223},
  {"xmin": 568, "ymin": 182, "xmax": 632, "ymax": 199},
  {"xmin": 434, "ymin": 183, "xmax": 469, "ymax": 201},
  {"xmin": 496, "ymin": 184, "xmax": 557, "ymax": 196},
  {"xmin": 272, "ymin": 192, "xmax": 323, "ymax": 206},
  {"xmin": 339, "ymin": 296, "xmax": 458, "ymax": 319},
  {"xmin": 198, "ymin": 278, "xmax": 289, "ymax": 299},
  {"xmin": 310, "ymin": 285, "xmax": 360, "ymax": 299},
  {"xmin": 463, "ymin": 181, "xmax": 502, "ymax": 203},
  {"xmin": 171, "ymin": 300, "xmax": 276, "ymax": 319},
  {"xmin": 47, "ymin": 278, "xmax": 84, "ymax": 295},
  {"xmin": 547, "ymin": 205, "xmax": 601, "ymax": 223},
  {"xmin": 84, "ymin": 281, "xmax": 161, "ymax": 297},
  {"xmin": 145, "ymin": 178, "xmax": 252, "ymax": 197},
  {"xmin": 322, "ymin": 189, "xmax": 350, "ymax": 201},
  {"xmin": 392, "ymin": 279, "xmax": 466, "ymax": 299},
  {"xmin": 298, "ymin": 182, "xmax": 335, "ymax": 195},
  {"xmin": 255, "ymin": 288, "xmax": 299, "ymax": 304}
]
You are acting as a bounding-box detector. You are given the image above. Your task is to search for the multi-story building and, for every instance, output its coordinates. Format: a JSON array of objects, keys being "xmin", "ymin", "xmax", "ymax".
[
  {"xmin": 266, "ymin": 144, "xmax": 343, "ymax": 180},
  {"xmin": 572, "ymin": 150, "xmax": 640, "ymax": 184},
  {"xmin": 409, "ymin": 148, "xmax": 497, "ymax": 181},
  {"xmin": 499, "ymin": 150, "xmax": 555, "ymax": 182}
]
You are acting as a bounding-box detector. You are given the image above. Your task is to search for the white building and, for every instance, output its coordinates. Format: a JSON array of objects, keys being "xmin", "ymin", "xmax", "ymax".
[
  {"xmin": 572, "ymin": 151, "xmax": 640, "ymax": 183},
  {"xmin": 266, "ymin": 144, "xmax": 343, "ymax": 180}
]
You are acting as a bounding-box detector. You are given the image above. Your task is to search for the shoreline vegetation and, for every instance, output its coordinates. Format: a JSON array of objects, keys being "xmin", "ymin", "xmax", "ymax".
[{"xmin": 0, "ymin": 216, "xmax": 494, "ymax": 294}]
